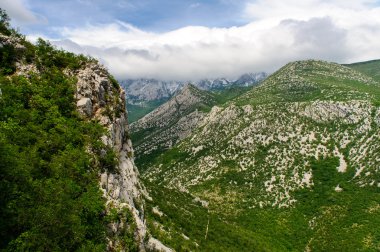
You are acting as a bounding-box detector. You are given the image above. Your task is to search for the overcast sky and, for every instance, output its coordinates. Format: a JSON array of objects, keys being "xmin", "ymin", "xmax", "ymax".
[{"xmin": 1, "ymin": 0, "xmax": 380, "ymax": 80}]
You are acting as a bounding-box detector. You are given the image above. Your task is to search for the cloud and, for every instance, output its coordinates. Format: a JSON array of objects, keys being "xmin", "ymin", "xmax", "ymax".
[
  {"xmin": 190, "ymin": 3, "xmax": 201, "ymax": 9},
  {"xmin": 243, "ymin": 0, "xmax": 380, "ymax": 22},
  {"xmin": 30, "ymin": 0, "xmax": 380, "ymax": 80},
  {"xmin": 0, "ymin": 0, "xmax": 42, "ymax": 25},
  {"xmin": 280, "ymin": 17, "xmax": 349, "ymax": 61}
]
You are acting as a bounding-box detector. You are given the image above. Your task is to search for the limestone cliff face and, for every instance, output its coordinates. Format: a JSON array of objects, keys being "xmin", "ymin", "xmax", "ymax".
[
  {"xmin": 74, "ymin": 62, "xmax": 172, "ymax": 251},
  {"xmin": 74, "ymin": 62, "xmax": 147, "ymax": 248}
]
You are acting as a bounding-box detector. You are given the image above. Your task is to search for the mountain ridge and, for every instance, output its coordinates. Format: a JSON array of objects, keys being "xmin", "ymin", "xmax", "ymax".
[
  {"xmin": 130, "ymin": 84, "xmax": 216, "ymax": 171},
  {"xmin": 345, "ymin": 59, "xmax": 380, "ymax": 82},
  {"xmin": 121, "ymin": 72, "xmax": 267, "ymax": 103},
  {"xmin": 121, "ymin": 72, "xmax": 268, "ymax": 122}
]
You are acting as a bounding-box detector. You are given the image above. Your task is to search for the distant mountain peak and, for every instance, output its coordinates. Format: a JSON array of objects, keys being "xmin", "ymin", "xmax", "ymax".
[{"xmin": 120, "ymin": 72, "xmax": 268, "ymax": 105}]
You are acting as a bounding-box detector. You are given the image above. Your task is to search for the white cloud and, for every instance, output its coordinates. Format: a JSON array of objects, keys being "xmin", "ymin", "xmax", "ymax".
[
  {"xmin": 40, "ymin": 0, "xmax": 380, "ymax": 80},
  {"xmin": 0, "ymin": 0, "xmax": 42, "ymax": 25}
]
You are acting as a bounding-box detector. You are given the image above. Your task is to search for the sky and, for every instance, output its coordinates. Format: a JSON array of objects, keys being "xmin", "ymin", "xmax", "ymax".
[{"xmin": 1, "ymin": 0, "xmax": 380, "ymax": 80}]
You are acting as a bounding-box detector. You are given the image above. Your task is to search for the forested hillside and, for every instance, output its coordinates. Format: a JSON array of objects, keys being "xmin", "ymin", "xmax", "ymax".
[{"xmin": 0, "ymin": 10, "xmax": 139, "ymax": 251}]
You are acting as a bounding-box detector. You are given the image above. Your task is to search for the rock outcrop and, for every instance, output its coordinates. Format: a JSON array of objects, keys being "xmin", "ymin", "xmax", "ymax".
[{"xmin": 74, "ymin": 63, "xmax": 171, "ymax": 251}]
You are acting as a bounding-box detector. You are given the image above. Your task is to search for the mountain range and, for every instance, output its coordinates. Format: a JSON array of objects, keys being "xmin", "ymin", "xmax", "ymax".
[
  {"xmin": 132, "ymin": 59, "xmax": 380, "ymax": 251},
  {"xmin": 120, "ymin": 72, "xmax": 268, "ymax": 122}
]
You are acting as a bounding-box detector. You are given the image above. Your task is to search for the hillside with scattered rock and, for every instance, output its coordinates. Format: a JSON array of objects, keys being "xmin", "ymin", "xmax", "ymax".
[
  {"xmin": 130, "ymin": 84, "xmax": 216, "ymax": 171},
  {"xmin": 141, "ymin": 60, "xmax": 380, "ymax": 251},
  {"xmin": 3, "ymin": 8, "xmax": 380, "ymax": 251}
]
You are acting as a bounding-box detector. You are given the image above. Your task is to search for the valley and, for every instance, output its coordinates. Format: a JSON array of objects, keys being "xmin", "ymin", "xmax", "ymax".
[{"xmin": 1, "ymin": 5, "xmax": 380, "ymax": 251}]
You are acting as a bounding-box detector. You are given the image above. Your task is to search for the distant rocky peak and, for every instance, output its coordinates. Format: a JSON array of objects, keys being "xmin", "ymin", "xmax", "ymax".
[
  {"xmin": 234, "ymin": 72, "xmax": 268, "ymax": 87},
  {"xmin": 120, "ymin": 72, "xmax": 268, "ymax": 104}
]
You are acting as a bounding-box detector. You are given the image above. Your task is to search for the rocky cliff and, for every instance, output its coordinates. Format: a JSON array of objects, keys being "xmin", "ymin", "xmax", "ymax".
[
  {"xmin": 73, "ymin": 62, "xmax": 172, "ymax": 251},
  {"xmin": 72, "ymin": 62, "xmax": 146, "ymax": 249}
]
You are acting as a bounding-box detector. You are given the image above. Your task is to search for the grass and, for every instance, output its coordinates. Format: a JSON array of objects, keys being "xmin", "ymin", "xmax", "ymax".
[
  {"xmin": 345, "ymin": 59, "xmax": 380, "ymax": 82},
  {"xmin": 127, "ymin": 99, "xmax": 169, "ymax": 123}
]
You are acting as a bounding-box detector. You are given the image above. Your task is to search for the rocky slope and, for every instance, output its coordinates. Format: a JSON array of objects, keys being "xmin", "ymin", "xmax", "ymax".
[
  {"xmin": 72, "ymin": 63, "xmax": 149, "ymax": 250},
  {"xmin": 120, "ymin": 79, "xmax": 182, "ymax": 104},
  {"xmin": 130, "ymin": 84, "xmax": 216, "ymax": 171},
  {"xmin": 141, "ymin": 60, "xmax": 380, "ymax": 251}
]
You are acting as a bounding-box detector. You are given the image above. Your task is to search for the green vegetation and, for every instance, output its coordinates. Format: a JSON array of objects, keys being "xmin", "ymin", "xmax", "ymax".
[
  {"xmin": 144, "ymin": 154, "xmax": 380, "ymax": 251},
  {"xmin": 106, "ymin": 207, "xmax": 138, "ymax": 251},
  {"xmin": 145, "ymin": 183, "xmax": 286, "ymax": 252},
  {"xmin": 234, "ymin": 60, "xmax": 380, "ymax": 107},
  {"xmin": 0, "ymin": 8, "xmax": 11, "ymax": 35},
  {"xmin": 212, "ymin": 86, "xmax": 252, "ymax": 105},
  {"xmin": 35, "ymin": 38, "xmax": 90, "ymax": 71},
  {"xmin": 127, "ymin": 98, "xmax": 169, "ymax": 123},
  {"xmin": 0, "ymin": 11, "xmax": 131, "ymax": 250},
  {"xmin": 0, "ymin": 66, "xmax": 106, "ymax": 251},
  {"xmin": 346, "ymin": 59, "xmax": 380, "ymax": 81}
]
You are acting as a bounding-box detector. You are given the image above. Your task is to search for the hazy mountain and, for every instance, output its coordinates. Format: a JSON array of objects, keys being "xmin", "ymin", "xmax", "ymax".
[
  {"xmin": 121, "ymin": 72, "xmax": 267, "ymax": 103},
  {"xmin": 120, "ymin": 72, "xmax": 268, "ymax": 122},
  {"xmin": 233, "ymin": 72, "xmax": 268, "ymax": 87}
]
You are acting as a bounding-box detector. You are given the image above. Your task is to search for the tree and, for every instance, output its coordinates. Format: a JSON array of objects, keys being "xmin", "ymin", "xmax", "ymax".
[
  {"xmin": 0, "ymin": 8, "xmax": 10, "ymax": 28},
  {"xmin": 0, "ymin": 8, "xmax": 11, "ymax": 34}
]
